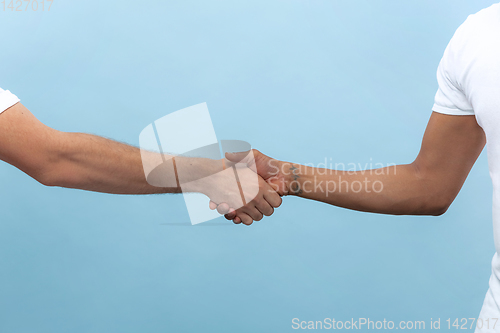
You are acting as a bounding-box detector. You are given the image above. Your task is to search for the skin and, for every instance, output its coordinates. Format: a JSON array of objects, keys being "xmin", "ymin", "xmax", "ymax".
[
  {"xmin": 0, "ymin": 102, "xmax": 484, "ymax": 226},
  {"xmin": 222, "ymin": 112, "xmax": 486, "ymax": 224},
  {"xmin": 0, "ymin": 102, "xmax": 281, "ymax": 223}
]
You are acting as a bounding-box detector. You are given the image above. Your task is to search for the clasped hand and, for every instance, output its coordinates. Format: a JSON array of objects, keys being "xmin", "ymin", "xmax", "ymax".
[{"xmin": 205, "ymin": 150, "xmax": 289, "ymax": 225}]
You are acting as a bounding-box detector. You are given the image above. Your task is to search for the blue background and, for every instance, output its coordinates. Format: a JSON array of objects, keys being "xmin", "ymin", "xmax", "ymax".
[{"xmin": 0, "ymin": 0, "xmax": 497, "ymax": 332}]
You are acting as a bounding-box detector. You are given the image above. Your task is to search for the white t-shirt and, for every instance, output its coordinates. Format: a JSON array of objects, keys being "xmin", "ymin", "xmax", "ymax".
[
  {"xmin": 433, "ymin": 3, "xmax": 500, "ymax": 330},
  {"xmin": 0, "ymin": 87, "xmax": 20, "ymax": 114}
]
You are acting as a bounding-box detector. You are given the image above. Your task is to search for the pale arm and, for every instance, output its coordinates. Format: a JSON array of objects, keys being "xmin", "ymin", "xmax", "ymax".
[
  {"xmin": 0, "ymin": 103, "xmax": 281, "ymax": 221},
  {"xmin": 0, "ymin": 103, "xmax": 213, "ymax": 194}
]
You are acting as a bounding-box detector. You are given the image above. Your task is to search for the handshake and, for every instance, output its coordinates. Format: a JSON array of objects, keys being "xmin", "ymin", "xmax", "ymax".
[
  {"xmin": 142, "ymin": 148, "xmax": 297, "ymax": 225},
  {"xmin": 205, "ymin": 149, "xmax": 292, "ymax": 225}
]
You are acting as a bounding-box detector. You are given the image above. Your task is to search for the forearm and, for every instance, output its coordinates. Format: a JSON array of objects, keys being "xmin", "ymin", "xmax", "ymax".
[
  {"xmin": 43, "ymin": 132, "xmax": 221, "ymax": 195},
  {"xmin": 280, "ymin": 161, "xmax": 448, "ymax": 216}
]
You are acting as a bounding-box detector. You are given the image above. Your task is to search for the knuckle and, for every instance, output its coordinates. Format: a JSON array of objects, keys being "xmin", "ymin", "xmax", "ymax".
[{"xmin": 252, "ymin": 197, "xmax": 263, "ymax": 206}]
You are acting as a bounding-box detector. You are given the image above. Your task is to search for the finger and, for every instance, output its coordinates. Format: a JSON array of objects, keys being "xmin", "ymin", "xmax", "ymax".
[
  {"xmin": 233, "ymin": 216, "xmax": 241, "ymax": 224},
  {"xmin": 209, "ymin": 201, "xmax": 217, "ymax": 210},
  {"xmin": 264, "ymin": 190, "xmax": 283, "ymax": 208},
  {"xmin": 216, "ymin": 203, "xmax": 230, "ymax": 215},
  {"xmin": 255, "ymin": 198, "xmax": 274, "ymax": 217},
  {"xmin": 225, "ymin": 208, "xmax": 236, "ymax": 220},
  {"xmin": 237, "ymin": 213, "xmax": 254, "ymax": 226},
  {"xmin": 243, "ymin": 206, "xmax": 263, "ymax": 222}
]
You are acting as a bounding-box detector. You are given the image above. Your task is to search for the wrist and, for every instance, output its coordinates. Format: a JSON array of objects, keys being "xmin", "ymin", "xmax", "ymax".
[
  {"xmin": 176, "ymin": 157, "xmax": 225, "ymax": 194},
  {"xmin": 277, "ymin": 161, "xmax": 302, "ymax": 196}
]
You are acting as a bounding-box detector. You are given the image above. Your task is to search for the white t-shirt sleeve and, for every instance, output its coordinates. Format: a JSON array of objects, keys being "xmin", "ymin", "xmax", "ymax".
[
  {"xmin": 0, "ymin": 87, "xmax": 20, "ymax": 115},
  {"xmin": 432, "ymin": 21, "xmax": 474, "ymax": 116}
]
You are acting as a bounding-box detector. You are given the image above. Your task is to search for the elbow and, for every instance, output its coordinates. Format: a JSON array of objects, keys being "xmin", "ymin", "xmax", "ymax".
[
  {"xmin": 425, "ymin": 196, "xmax": 454, "ymax": 216},
  {"xmin": 34, "ymin": 169, "xmax": 59, "ymax": 187},
  {"xmin": 29, "ymin": 142, "xmax": 68, "ymax": 187},
  {"xmin": 10, "ymin": 128, "xmax": 70, "ymax": 187},
  {"xmin": 33, "ymin": 152, "xmax": 83, "ymax": 189},
  {"xmin": 31, "ymin": 160, "xmax": 64, "ymax": 187},
  {"xmin": 409, "ymin": 162, "xmax": 455, "ymax": 216},
  {"xmin": 429, "ymin": 203, "xmax": 450, "ymax": 216},
  {"xmin": 404, "ymin": 200, "xmax": 450, "ymax": 216},
  {"xmin": 34, "ymin": 156, "xmax": 77, "ymax": 188}
]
